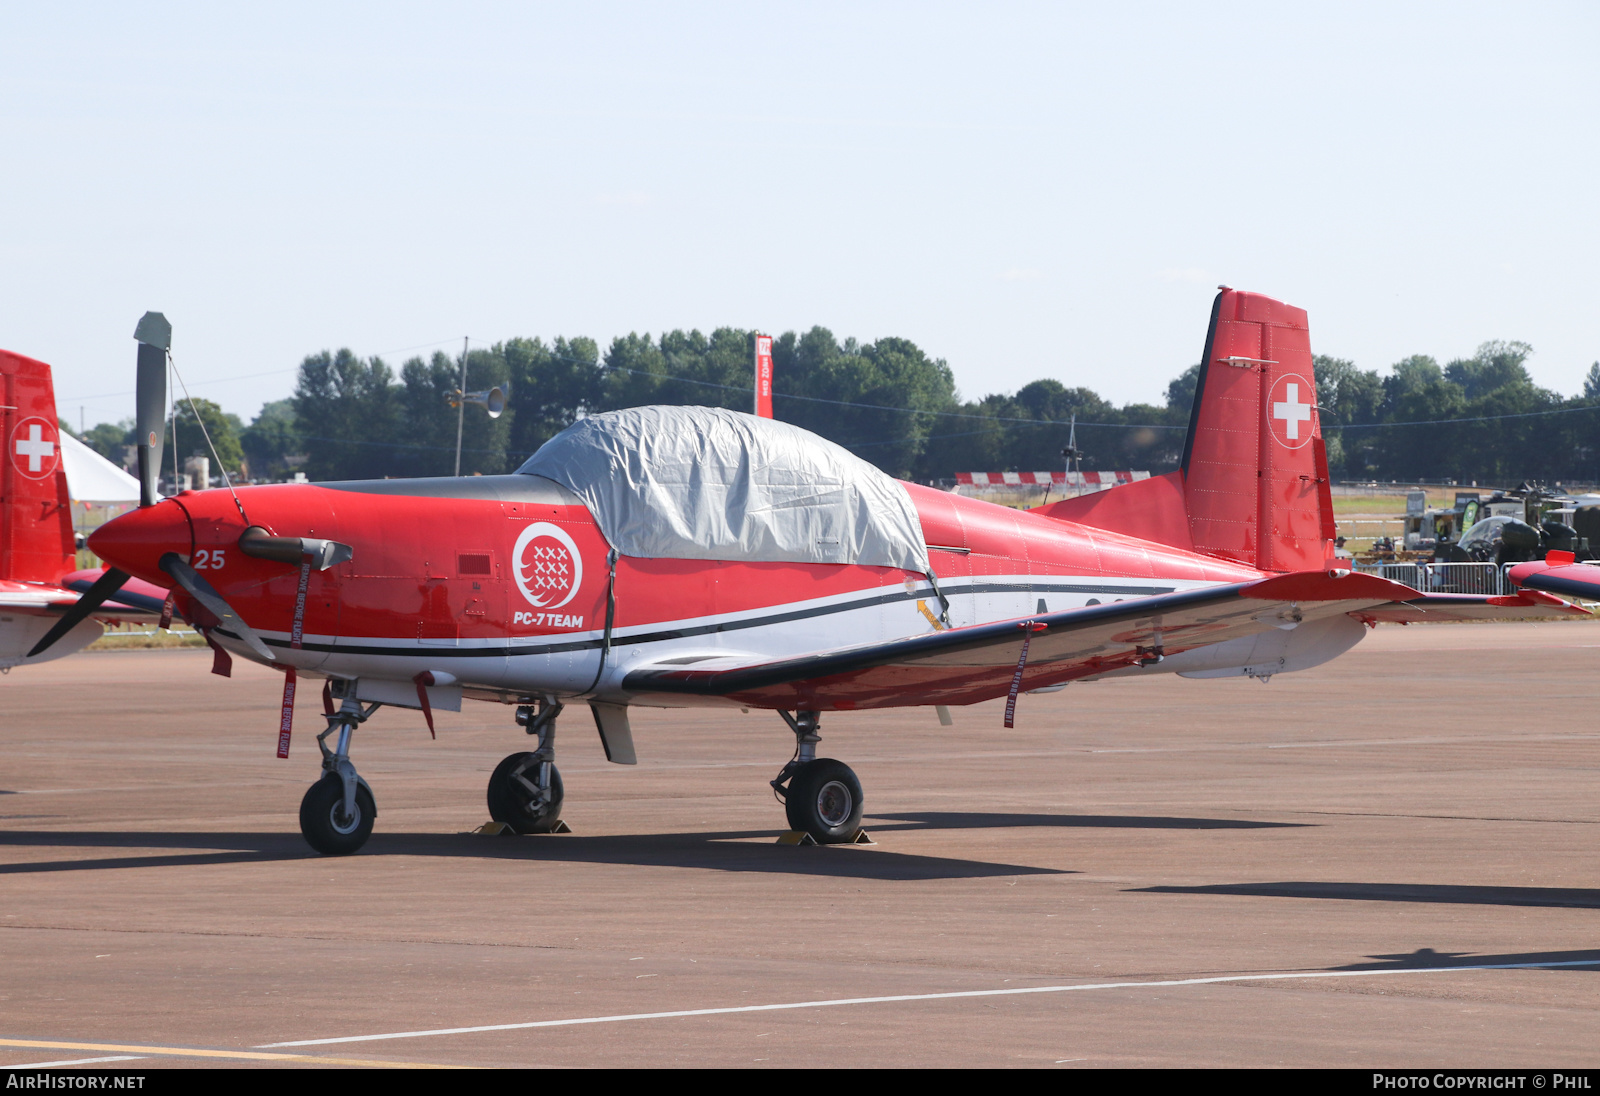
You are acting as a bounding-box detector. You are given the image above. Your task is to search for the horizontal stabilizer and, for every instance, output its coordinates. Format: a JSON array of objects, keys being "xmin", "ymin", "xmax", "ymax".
[
  {"xmin": 1033, "ymin": 471, "xmax": 1193, "ymax": 552},
  {"xmin": 1354, "ymin": 589, "xmax": 1589, "ymax": 623}
]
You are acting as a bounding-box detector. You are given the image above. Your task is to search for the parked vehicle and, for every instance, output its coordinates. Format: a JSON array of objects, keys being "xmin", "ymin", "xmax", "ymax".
[{"xmin": 1405, "ymin": 484, "xmax": 1588, "ymax": 565}]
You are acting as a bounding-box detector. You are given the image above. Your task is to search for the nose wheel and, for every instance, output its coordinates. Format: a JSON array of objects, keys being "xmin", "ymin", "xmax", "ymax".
[
  {"xmin": 300, "ymin": 773, "xmax": 376, "ymax": 855},
  {"xmin": 299, "ymin": 692, "xmax": 381, "ymax": 855}
]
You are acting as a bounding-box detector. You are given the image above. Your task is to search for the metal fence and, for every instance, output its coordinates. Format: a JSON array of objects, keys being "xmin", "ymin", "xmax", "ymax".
[{"xmin": 1353, "ymin": 561, "xmax": 1512, "ymax": 596}]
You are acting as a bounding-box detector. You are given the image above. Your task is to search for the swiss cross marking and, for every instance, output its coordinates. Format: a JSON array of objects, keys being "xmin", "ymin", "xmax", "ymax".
[
  {"xmin": 1273, "ymin": 383, "xmax": 1311, "ymax": 440},
  {"xmin": 9, "ymin": 418, "xmax": 59, "ymax": 479},
  {"xmin": 1266, "ymin": 375, "xmax": 1315, "ymax": 450},
  {"xmin": 16, "ymin": 424, "xmax": 54, "ymax": 469}
]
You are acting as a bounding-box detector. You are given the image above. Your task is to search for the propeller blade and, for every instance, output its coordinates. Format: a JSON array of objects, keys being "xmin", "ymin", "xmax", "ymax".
[
  {"xmin": 134, "ymin": 312, "xmax": 171, "ymax": 509},
  {"xmin": 27, "ymin": 568, "xmax": 131, "ymax": 658},
  {"xmin": 159, "ymin": 553, "xmax": 276, "ymax": 662}
]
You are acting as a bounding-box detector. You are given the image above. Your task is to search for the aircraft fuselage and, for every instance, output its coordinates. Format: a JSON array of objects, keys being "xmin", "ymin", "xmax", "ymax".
[{"xmin": 88, "ymin": 474, "xmax": 1287, "ymax": 710}]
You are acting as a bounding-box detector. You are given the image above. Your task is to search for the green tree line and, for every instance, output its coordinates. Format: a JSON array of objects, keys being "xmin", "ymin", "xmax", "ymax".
[{"xmin": 72, "ymin": 329, "xmax": 1600, "ymax": 486}]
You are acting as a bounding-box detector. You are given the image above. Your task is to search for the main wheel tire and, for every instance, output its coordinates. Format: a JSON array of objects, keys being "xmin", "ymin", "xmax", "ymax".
[
  {"xmin": 487, "ymin": 752, "xmax": 566, "ymax": 834},
  {"xmin": 299, "ymin": 773, "xmax": 376, "ymax": 855},
  {"xmin": 784, "ymin": 758, "xmax": 864, "ymax": 844}
]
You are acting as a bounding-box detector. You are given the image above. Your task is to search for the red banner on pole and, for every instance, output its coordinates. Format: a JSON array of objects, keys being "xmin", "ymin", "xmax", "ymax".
[
  {"xmin": 277, "ymin": 668, "xmax": 297, "ymax": 759},
  {"xmin": 754, "ymin": 335, "xmax": 773, "ymax": 419}
]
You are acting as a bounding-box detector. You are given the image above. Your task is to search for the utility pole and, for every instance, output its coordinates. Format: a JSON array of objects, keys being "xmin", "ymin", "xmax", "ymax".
[
  {"xmin": 454, "ymin": 336, "xmax": 468, "ymax": 477},
  {"xmin": 1061, "ymin": 413, "xmax": 1083, "ymax": 495},
  {"xmin": 446, "ymin": 344, "xmax": 506, "ymax": 476}
]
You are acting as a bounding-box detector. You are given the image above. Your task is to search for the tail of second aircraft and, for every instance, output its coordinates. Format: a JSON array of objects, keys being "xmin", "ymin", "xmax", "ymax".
[
  {"xmin": 1036, "ymin": 287, "xmax": 1337, "ymax": 573},
  {"xmin": 0, "ymin": 349, "xmax": 76, "ymax": 585}
]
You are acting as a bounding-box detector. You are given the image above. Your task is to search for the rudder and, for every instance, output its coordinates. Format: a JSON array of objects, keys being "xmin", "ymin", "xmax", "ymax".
[
  {"xmin": 1036, "ymin": 287, "xmax": 1335, "ymax": 572},
  {"xmin": 1181, "ymin": 287, "xmax": 1334, "ymax": 571},
  {"xmin": 1, "ymin": 349, "xmax": 76, "ymax": 584}
]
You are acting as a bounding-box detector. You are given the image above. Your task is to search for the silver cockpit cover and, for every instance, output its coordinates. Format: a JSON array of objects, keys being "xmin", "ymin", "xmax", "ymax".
[{"xmin": 517, "ymin": 405, "xmax": 930, "ymax": 572}]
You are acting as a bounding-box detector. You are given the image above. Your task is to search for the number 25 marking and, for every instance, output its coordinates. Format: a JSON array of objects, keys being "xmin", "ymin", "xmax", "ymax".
[{"xmin": 193, "ymin": 548, "xmax": 226, "ymax": 570}]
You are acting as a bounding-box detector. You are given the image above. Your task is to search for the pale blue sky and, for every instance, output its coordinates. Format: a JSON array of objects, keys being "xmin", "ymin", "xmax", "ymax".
[{"xmin": 3, "ymin": 2, "xmax": 1596, "ymax": 427}]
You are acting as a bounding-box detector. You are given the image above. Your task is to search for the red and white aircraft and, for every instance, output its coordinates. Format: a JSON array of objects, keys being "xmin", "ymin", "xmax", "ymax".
[
  {"xmin": 0, "ymin": 348, "xmax": 168, "ymax": 668},
  {"xmin": 39, "ymin": 290, "xmax": 1585, "ymax": 854}
]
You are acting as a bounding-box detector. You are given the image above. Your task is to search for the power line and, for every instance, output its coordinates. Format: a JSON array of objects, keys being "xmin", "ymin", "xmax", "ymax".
[
  {"xmin": 588, "ymin": 359, "xmax": 1184, "ymax": 429},
  {"xmin": 294, "ymin": 433, "xmax": 509, "ymax": 455},
  {"xmin": 63, "ymin": 333, "xmax": 1180, "ymax": 431},
  {"xmin": 370, "ymin": 336, "xmax": 475, "ymax": 358},
  {"xmin": 69, "ymin": 333, "xmax": 1600, "ymax": 440},
  {"xmin": 1326, "ymin": 402, "xmax": 1600, "ymax": 430},
  {"xmin": 60, "ymin": 338, "xmax": 475, "ymax": 405},
  {"xmin": 843, "ymin": 426, "xmax": 1028, "ymax": 452},
  {"xmin": 61, "ymin": 365, "xmax": 301, "ymax": 404}
]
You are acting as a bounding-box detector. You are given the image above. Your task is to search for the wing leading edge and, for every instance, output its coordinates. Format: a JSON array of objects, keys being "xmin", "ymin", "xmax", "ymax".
[
  {"xmin": 621, "ymin": 570, "xmax": 1427, "ymax": 710},
  {"xmin": 0, "ymin": 580, "xmax": 160, "ymax": 619}
]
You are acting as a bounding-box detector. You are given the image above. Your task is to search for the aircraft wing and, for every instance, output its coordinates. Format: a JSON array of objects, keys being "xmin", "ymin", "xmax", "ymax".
[
  {"xmin": 62, "ymin": 569, "xmax": 168, "ymax": 617},
  {"xmin": 0, "ymin": 580, "xmax": 79, "ymax": 613},
  {"xmin": 0, "ymin": 572, "xmax": 163, "ymax": 620},
  {"xmin": 1507, "ymin": 558, "xmax": 1600, "ymax": 602},
  {"xmin": 621, "ymin": 570, "xmax": 1421, "ymax": 710}
]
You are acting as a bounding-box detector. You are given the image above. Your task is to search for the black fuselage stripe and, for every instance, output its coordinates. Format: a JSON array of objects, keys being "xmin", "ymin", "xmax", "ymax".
[{"xmin": 625, "ymin": 581, "xmax": 1253, "ymax": 694}]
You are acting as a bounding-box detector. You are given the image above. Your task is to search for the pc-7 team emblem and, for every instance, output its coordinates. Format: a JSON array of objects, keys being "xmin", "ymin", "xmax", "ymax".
[{"xmin": 513, "ymin": 522, "xmax": 583, "ymax": 610}]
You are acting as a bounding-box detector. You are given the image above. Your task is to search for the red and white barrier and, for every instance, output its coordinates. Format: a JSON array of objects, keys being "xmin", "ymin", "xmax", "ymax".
[{"xmin": 956, "ymin": 471, "xmax": 1149, "ymax": 488}]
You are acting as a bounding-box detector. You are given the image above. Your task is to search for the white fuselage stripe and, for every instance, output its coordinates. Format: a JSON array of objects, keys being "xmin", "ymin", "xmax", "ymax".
[
  {"xmin": 266, "ymin": 574, "xmax": 1214, "ymax": 653},
  {"xmin": 218, "ymin": 573, "xmax": 1230, "ymax": 698}
]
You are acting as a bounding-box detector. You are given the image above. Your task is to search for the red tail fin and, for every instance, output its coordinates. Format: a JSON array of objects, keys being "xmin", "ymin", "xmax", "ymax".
[
  {"xmin": 1182, "ymin": 288, "xmax": 1334, "ymax": 570},
  {"xmin": 1037, "ymin": 288, "xmax": 1335, "ymax": 572},
  {"xmin": 1, "ymin": 349, "xmax": 76, "ymax": 584}
]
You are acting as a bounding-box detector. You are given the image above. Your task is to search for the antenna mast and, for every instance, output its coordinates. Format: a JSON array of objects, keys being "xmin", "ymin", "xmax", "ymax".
[{"xmin": 1061, "ymin": 413, "xmax": 1083, "ymax": 493}]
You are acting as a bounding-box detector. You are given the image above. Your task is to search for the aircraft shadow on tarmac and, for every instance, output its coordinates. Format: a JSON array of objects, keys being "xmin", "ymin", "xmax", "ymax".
[
  {"xmin": 1332, "ymin": 946, "xmax": 1600, "ymax": 972},
  {"xmin": 0, "ymin": 829, "xmax": 1065, "ymax": 882},
  {"xmin": 865, "ymin": 811, "xmax": 1306, "ymax": 831},
  {"xmin": 1134, "ymin": 880, "xmax": 1600, "ymax": 910}
]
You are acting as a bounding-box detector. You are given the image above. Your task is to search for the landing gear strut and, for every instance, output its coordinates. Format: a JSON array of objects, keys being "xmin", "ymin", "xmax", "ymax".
[
  {"xmin": 770, "ymin": 710, "xmax": 864, "ymax": 843},
  {"xmin": 487, "ymin": 696, "xmax": 566, "ymax": 833},
  {"xmin": 299, "ymin": 693, "xmax": 380, "ymax": 855}
]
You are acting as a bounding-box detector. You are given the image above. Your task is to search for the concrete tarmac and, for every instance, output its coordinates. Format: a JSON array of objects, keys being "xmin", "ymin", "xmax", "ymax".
[{"xmin": 1, "ymin": 622, "xmax": 1598, "ymax": 1068}]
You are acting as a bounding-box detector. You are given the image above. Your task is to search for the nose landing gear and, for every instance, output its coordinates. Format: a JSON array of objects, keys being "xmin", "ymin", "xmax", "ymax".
[
  {"xmin": 299, "ymin": 693, "xmax": 380, "ymax": 855},
  {"xmin": 770, "ymin": 710, "xmax": 865, "ymax": 844},
  {"xmin": 487, "ymin": 696, "xmax": 567, "ymax": 834}
]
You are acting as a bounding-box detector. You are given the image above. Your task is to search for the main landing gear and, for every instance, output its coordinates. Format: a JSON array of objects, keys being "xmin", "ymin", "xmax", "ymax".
[
  {"xmin": 769, "ymin": 710, "xmax": 864, "ymax": 844},
  {"xmin": 300, "ymin": 693, "xmax": 380, "ymax": 855},
  {"xmin": 487, "ymin": 696, "xmax": 567, "ymax": 834}
]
